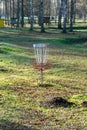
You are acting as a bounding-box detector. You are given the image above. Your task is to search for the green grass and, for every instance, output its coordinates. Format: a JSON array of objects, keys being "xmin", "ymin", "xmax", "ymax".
[{"xmin": 0, "ymin": 28, "xmax": 87, "ymax": 130}]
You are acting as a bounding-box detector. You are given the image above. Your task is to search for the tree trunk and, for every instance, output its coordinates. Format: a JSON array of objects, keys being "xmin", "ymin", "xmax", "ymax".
[
  {"xmin": 39, "ymin": 0, "xmax": 45, "ymax": 32},
  {"xmin": 10, "ymin": 0, "xmax": 11, "ymax": 25},
  {"xmin": 30, "ymin": 0, "xmax": 34, "ymax": 30},
  {"xmin": 63, "ymin": 0, "xmax": 67, "ymax": 33},
  {"xmin": 70, "ymin": 0, "xmax": 74, "ymax": 32},
  {"xmin": 21, "ymin": 0, "xmax": 24, "ymax": 27},
  {"xmin": 73, "ymin": 0, "xmax": 76, "ymax": 23},
  {"xmin": 17, "ymin": 0, "xmax": 20, "ymax": 27},
  {"xmin": 5, "ymin": 0, "xmax": 7, "ymax": 24},
  {"xmin": 13, "ymin": 0, "xmax": 14, "ymax": 19},
  {"xmin": 58, "ymin": 0, "xmax": 63, "ymax": 29},
  {"xmin": 67, "ymin": 1, "xmax": 69, "ymax": 23}
]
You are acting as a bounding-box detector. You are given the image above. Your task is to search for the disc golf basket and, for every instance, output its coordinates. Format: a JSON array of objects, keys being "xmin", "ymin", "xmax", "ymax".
[{"xmin": 33, "ymin": 44, "xmax": 51, "ymax": 85}]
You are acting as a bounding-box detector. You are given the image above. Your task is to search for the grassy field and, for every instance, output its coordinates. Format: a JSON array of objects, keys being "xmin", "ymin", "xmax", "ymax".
[{"xmin": 0, "ymin": 27, "xmax": 87, "ymax": 130}]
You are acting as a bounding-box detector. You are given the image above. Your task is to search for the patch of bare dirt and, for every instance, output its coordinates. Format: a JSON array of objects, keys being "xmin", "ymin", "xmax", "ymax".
[
  {"xmin": 82, "ymin": 101, "xmax": 87, "ymax": 107},
  {"xmin": 41, "ymin": 97, "xmax": 75, "ymax": 108}
]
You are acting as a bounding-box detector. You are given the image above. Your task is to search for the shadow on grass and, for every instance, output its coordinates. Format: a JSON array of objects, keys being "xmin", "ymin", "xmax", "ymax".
[
  {"xmin": 57, "ymin": 37, "xmax": 87, "ymax": 45},
  {"xmin": 38, "ymin": 84, "xmax": 53, "ymax": 88},
  {"xmin": 73, "ymin": 26, "xmax": 87, "ymax": 30},
  {"xmin": 0, "ymin": 46, "xmax": 34, "ymax": 65},
  {"xmin": 0, "ymin": 119, "xmax": 37, "ymax": 130}
]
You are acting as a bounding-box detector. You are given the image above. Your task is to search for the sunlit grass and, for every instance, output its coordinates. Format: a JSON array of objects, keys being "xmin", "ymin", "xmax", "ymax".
[{"xmin": 0, "ymin": 28, "xmax": 87, "ymax": 130}]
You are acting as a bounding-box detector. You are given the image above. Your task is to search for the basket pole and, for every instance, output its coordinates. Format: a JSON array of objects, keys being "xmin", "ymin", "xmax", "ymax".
[{"xmin": 40, "ymin": 69, "xmax": 43, "ymax": 85}]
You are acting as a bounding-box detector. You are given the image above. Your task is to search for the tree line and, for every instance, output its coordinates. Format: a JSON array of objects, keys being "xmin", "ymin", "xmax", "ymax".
[{"xmin": 0, "ymin": 0, "xmax": 87, "ymax": 32}]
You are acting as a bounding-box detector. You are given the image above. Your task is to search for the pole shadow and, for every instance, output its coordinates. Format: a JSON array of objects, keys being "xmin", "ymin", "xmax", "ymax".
[{"xmin": 0, "ymin": 119, "xmax": 37, "ymax": 130}]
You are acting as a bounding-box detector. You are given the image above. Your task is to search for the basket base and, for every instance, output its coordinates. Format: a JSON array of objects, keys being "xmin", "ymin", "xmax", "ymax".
[{"xmin": 32, "ymin": 62, "xmax": 51, "ymax": 70}]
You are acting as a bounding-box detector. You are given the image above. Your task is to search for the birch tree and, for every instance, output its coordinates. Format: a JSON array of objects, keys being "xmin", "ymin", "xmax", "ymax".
[
  {"xmin": 63, "ymin": 0, "xmax": 67, "ymax": 33},
  {"xmin": 30, "ymin": 0, "xmax": 34, "ymax": 30},
  {"xmin": 58, "ymin": 0, "xmax": 63, "ymax": 29},
  {"xmin": 21, "ymin": 0, "xmax": 24, "ymax": 27},
  {"xmin": 39, "ymin": 0, "xmax": 45, "ymax": 32},
  {"xmin": 17, "ymin": 0, "xmax": 20, "ymax": 27},
  {"xmin": 69, "ymin": 0, "xmax": 74, "ymax": 32}
]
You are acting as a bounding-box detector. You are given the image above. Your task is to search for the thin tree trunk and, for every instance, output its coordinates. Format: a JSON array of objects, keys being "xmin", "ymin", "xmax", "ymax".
[
  {"xmin": 63, "ymin": 0, "xmax": 67, "ymax": 33},
  {"xmin": 70, "ymin": 0, "xmax": 74, "ymax": 32},
  {"xmin": 58, "ymin": 0, "xmax": 63, "ymax": 29},
  {"xmin": 10, "ymin": 0, "xmax": 11, "ymax": 25},
  {"xmin": 21, "ymin": 0, "xmax": 24, "ymax": 27},
  {"xmin": 67, "ymin": 1, "xmax": 69, "ymax": 23},
  {"xmin": 5, "ymin": 0, "xmax": 7, "ymax": 24},
  {"xmin": 39, "ymin": 0, "xmax": 45, "ymax": 32},
  {"xmin": 13, "ymin": 0, "xmax": 14, "ymax": 18},
  {"xmin": 17, "ymin": 0, "xmax": 20, "ymax": 27},
  {"xmin": 30, "ymin": 0, "xmax": 34, "ymax": 30},
  {"xmin": 73, "ymin": 0, "xmax": 76, "ymax": 23}
]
